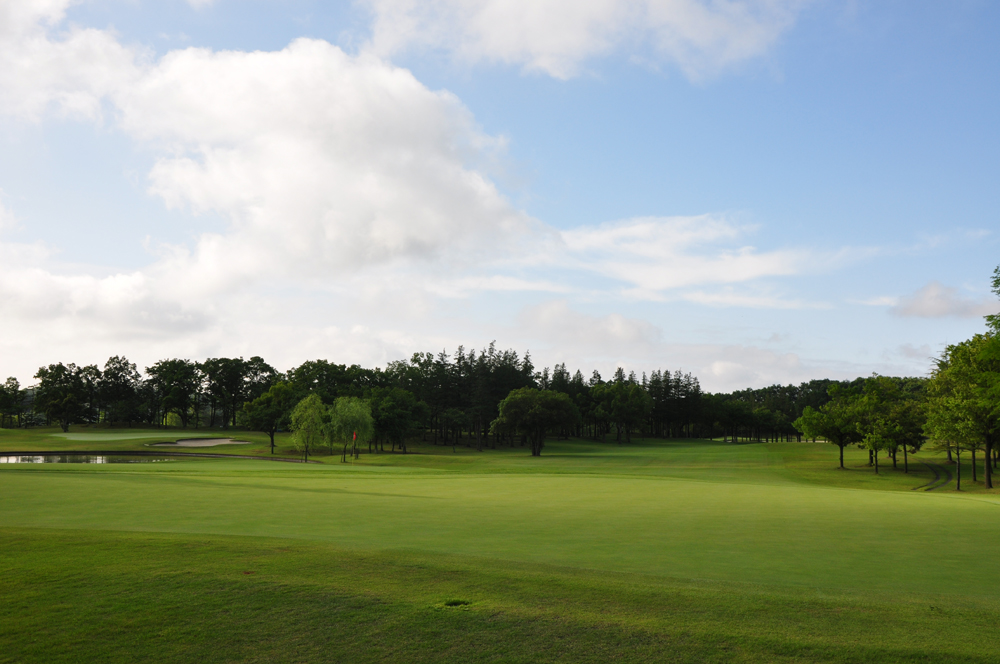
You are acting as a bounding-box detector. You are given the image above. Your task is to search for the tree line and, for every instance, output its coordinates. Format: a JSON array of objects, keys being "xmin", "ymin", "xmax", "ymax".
[
  {"xmin": 795, "ymin": 266, "xmax": 1000, "ymax": 487},
  {"xmin": 3, "ymin": 265, "xmax": 996, "ymax": 465},
  {"xmin": 2, "ymin": 344, "xmax": 862, "ymax": 456}
]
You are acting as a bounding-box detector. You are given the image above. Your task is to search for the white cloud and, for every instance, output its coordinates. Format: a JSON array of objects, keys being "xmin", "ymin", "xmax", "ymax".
[
  {"xmin": 854, "ymin": 295, "xmax": 898, "ymax": 307},
  {"xmin": 428, "ymin": 275, "xmax": 572, "ymax": 298},
  {"xmin": 506, "ymin": 300, "xmax": 907, "ymax": 392},
  {"xmin": 681, "ymin": 288, "xmax": 825, "ymax": 309},
  {"xmin": 0, "ymin": 0, "xmax": 142, "ymax": 120},
  {"xmin": 362, "ymin": 0, "xmax": 807, "ymax": 79},
  {"xmin": 0, "ymin": 237, "xmax": 210, "ymax": 339},
  {"xmin": 558, "ymin": 215, "xmax": 808, "ymax": 291},
  {"xmin": 0, "ymin": 3, "xmax": 819, "ymax": 309},
  {"xmin": 0, "ymin": 1, "xmax": 878, "ymax": 391},
  {"xmin": 890, "ymin": 281, "xmax": 998, "ymax": 319},
  {"xmin": 517, "ymin": 299, "xmax": 662, "ymax": 352},
  {"xmin": 0, "ymin": 3, "xmax": 544, "ymax": 293},
  {"xmin": 117, "ymin": 39, "xmax": 538, "ymax": 283}
]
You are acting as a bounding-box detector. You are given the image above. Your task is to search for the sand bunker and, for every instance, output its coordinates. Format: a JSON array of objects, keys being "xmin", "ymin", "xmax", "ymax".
[{"xmin": 150, "ymin": 439, "xmax": 251, "ymax": 448}]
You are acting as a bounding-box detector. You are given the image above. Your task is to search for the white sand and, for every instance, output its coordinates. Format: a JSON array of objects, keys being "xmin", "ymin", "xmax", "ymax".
[{"xmin": 149, "ymin": 439, "xmax": 251, "ymax": 448}]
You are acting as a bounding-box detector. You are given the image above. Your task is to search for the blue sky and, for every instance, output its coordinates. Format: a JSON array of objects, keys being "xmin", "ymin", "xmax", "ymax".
[{"xmin": 1, "ymin": 0, "xmax": 998, "ymax": 391}]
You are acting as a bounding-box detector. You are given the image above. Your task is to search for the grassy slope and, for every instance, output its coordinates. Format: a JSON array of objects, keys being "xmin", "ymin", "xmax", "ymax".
[{"xmin": 3, "ymin": 431, "xmax": 1000, "ymax": 662}]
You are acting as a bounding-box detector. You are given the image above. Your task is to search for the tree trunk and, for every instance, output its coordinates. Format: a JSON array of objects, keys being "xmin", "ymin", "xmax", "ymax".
[
  {"xmin": 956, "ymin": 451, "xmax": 962, "ymax": 491},
  {"xmin": 874, "ymin": 449, "xmax": 879, "ymax": 474},
  {"xmin": 903, "ymin": 445, "xmax": 908, "ymax": 473},
  {"xmin": 839, "ymin": 444, "xmax": 844, "ymax": 469},
  {"xmin": 985, "ymin": 436, "xmax": 993, "ymax": 489},
  {"xmin": 269, "ymin": 431, "xmax": 275, "ymax": 454}
]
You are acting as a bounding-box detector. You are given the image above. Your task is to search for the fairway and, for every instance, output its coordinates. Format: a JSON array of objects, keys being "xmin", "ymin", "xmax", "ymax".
[{"xmin": 4, "ymin": 433, "xmax": 1000, "ymax": 662}]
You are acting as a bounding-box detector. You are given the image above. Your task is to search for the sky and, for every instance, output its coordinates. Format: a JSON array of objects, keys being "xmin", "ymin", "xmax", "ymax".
[{"xmin": 1, "ymin": 0, "xmax": 999, "ymax": 392}]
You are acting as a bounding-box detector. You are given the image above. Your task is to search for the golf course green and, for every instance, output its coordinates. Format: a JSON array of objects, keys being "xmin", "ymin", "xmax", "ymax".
[{"xmin": 3, "ymin": 427, "xmax": 999, "ymax": 662}]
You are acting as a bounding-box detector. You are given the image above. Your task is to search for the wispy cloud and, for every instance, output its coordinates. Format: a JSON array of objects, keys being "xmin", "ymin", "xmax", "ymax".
[
  {"xmin": 362, "ymin": 0, "xmax": 808, "ymax": 80},
  {"xmin": 890, "ymin": 281, "xmax": 998, "ymax": 319},
  {"xmin": 898, "ymin": 343, "xmax": 933, "ymax": 360},
  {"xmin": 681, "ymin": 288, "xmax": 827, "ymax": 310},
  {"xmin": 517, "ymin": 299, "xmax": 662, "ymax": 352},
  {"xmin": 558, "ymin": 215, "xmax": 807, "ymax": 289},
  {"xmin": 854, "ymin": 295, "xmax": 898, "ymax": 307}
]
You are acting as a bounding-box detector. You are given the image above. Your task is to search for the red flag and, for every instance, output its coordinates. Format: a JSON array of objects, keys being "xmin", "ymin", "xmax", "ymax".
[{"xmin": 353, "ymin": 430, "xmax": 357, "ymax": 441}]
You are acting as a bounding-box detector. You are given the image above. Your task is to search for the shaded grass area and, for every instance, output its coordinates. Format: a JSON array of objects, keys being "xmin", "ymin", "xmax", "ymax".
[{"xmin": 3, "ymin": 527, "xmax": 999, "ymax": 664}]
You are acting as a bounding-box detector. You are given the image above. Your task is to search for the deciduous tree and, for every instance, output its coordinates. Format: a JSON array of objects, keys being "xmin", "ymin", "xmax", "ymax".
[
  {"xmin": 793, "ymin": 385, "xmax": 863, "ymax": 469},
  {"xmin": 491, "ymin": 388, "xmax": 581, "ymax": 456},
  {"xmin": 34, "ymin": 363, "xmax": 86, "ymax": 432},
  {"xmin": 243, "ymin": 382, "xmax": 295, "ymax": 453},
  {"xmin": 327, "ymin": 397, "xmax": 374, "ymax": 461},
  {"xmin": 289, "ymin": 393, "xmax": 326, "ymax": 462}
]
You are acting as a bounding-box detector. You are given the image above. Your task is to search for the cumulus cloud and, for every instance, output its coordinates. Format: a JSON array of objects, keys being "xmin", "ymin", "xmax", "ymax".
[
  {"xmin": 0, "ymin": 17, "xmax": 556, "ymax": 375},
  {"xmin": 0, "ymin": 236, "xmax": 210, "ymax": 339},
  {"xmin": 0, "ymin": 1, "xmax": 851, "ymax": 387},
  {"xmin": 121, "ymin": 39, "xmax": 538, "ymax": 282},
  {"xmin": 0, "ymin": 2, "xmax": 820, "ymax": 321},
  {"xmin": 0, "ymin": 0, "xmax": 142, "ymax": 120},
  {"xmin": 0, "ymin": 3, "xmax": 544, "ymax": 295},
  {"xmin": 362, "ymin": 0, "xmax": 807, "ymax": 79},
  {"xmin": 890, "ymin": 282, "xmax": 998, "ymax": 319}
]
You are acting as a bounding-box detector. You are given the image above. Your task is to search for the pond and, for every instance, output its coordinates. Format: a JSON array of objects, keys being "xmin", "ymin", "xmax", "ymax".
[{"xmin": 0, "ymin": 455, "xmax": 179, "ymax": 464}]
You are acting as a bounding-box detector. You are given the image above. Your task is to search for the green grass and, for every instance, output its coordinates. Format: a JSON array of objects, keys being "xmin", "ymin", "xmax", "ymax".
[
  {"xmin": 0, "ymin": 425, "xmax": 274, "ymax": 455},
  {"xmin": 2, "ymin": 429, "xmax": 1000, "ymax": 661}
]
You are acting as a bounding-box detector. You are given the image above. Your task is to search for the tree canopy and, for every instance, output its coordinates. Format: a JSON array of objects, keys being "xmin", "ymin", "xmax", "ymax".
[{"xmin": 491, "ymin": 388, "xmax": 581, "ymax": 456}]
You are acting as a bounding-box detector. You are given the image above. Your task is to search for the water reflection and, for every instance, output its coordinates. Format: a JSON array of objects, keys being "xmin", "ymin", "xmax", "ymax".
[{"xmin": 0, "ymin": 455, "xmax": 177, "ymax": 464}]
